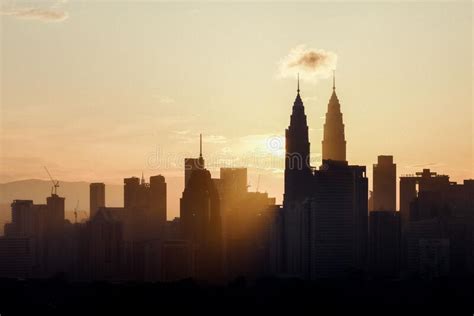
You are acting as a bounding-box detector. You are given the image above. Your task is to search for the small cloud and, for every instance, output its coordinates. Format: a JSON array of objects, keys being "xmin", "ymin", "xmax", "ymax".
[
  {"xmin": 278, "ymin": 45, "xmax": 337, "ymax": 82},
  {"xmin": 303, "ymin": 96, "xmax": 318, "ymax": 103},
  {"xmin": 206, "ymin": 135, "xmax": 227, "ymax": 144},
  {"xmin": 174, "ymin": 130, "xmax": 190, "ymax": 136},
  {"xmin": 1, "ymin": 2, "xmax": 68, "ymax": 23},
  {"xmin": 153, "ymin": 95, "xmax": 175, "ymax": 104},
  {"xmin": 171, "ymin": 131, "xmax": 226, "ymax": 145},
  {"xmin": 405, "ymin": 162, "xmax": 446, "ymax": 169}
]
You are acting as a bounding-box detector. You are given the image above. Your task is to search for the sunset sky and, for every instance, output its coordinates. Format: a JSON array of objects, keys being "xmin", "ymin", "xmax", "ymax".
[{"xmin": 1, "ymin": 1, "xmax": 472, "ymax": 218}]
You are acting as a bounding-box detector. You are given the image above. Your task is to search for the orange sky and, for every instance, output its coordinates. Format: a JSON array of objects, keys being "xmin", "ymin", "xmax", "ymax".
[{"xmin": 1, "ymin": 1, "xmax": 472, "ymax": 218}]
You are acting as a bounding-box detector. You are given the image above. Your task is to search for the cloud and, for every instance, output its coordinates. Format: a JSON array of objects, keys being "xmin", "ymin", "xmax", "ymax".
[
  {"xmin": 405, "ymin": 162, "xmax": 446, "ymax": 169},
  {"xmin": 153, "ymin": 95, "xmax": 175, "ymax": 104},
  {"xmin": 278, "ymin": 45, "xmax": 337, "ymax": 82},
  {"xmin": 171, "ymin": 131, "xmax": 227, "ymax": 145},
  {"xmin": 1, "ymin": 2, "xmax": 68, "ymax": 22},
  {"xmin": 303, "ymin": 96, "xmax": 318, "ymax": 103},
  {"xmin": 206, "ymin": 135, "xmax": 227, "ymax": 144},
  {"xmin": 174, "ymin": 130, "xmax": 190, "ymax": 136}
]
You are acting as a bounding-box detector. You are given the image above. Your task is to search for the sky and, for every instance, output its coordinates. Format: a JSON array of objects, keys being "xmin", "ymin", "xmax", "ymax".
[{"xmin": 1, "ymin": 0, "xmax": 472, "ymax": 218}]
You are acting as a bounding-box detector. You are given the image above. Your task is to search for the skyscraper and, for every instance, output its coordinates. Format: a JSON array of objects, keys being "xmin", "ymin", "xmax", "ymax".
[
  {"xmin": 283, "ymin": 75, "xmax": 368, "ymax": 279},
  {"xmin": 89, "ymin": 183, "xmax": 105, "ymax": 219},
  {"xmin": 311, "ymin": 161, "xmax": 368, "ymax": 278},
  {"xmin": 284, "ymin": 76, "xmax": 312, "ymax": 208},
  {"xmin": 184, "ymin": 134, "xmax": 205, "ymax": 189},
  {"xmin": 322, "ymin": 73, "xmax": 346, "ymax": 162},
  {"xmin": 399, "ymin": 169, "xmax": 451, "ymax": 227},
  {"xmin": 373, "ymin": 155, "xmax": 396, "ymax": 211},
  {"xmin": 124, "ymin": 177, "xmax": 141, "ymax": 210},
  {"xmin": 149, "ymin": 175, "xmax": 167, "ymax": 233},
  {"xmin": 219, "ymin": 168, "xmax": 248, "ymax": 203},
  {"xmin": 180, "ymin": 138, "xmax": 222, "ymax": 280},
  {"xmin": 369, "ymin": 210, "xmax": 400, "ymax": 278},
  {"xmin": 44, "ymin": 193, "xmax": 65, "ymax": 275},
  {"xmin": 402, "ymin": 179, "xmax": 474, "ymax": 277},
  {"xmin": 46, "ymin": 193, "xmax": 65, "ymax": 235}
]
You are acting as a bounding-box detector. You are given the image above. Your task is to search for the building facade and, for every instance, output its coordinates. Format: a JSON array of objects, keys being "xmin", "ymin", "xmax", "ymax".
[{"xmin": 373, "ymin": 155, "xmax": 396, "ymax": 212}]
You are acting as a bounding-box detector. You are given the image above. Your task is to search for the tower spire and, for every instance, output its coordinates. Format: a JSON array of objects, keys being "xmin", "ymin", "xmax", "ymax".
[
  {"xmin": 297, "ymin": 73, "xmax": 300, "ymax": 94},
  {"xmin": 322, "ymin": 69, "xmax": 346, "ymax": 162},
  {"xmin": 332, "ymin": 70, "xmax": 336, "ymax": 91},
  {"xmin": 199, "ymin": 133, "xmax": 202, "ymax": 159},
  {"xmin": 141, "ymin": 171, "xmax": 145, "ymax": 185}
]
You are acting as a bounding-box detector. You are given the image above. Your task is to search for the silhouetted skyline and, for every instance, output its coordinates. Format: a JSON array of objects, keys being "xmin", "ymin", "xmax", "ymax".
[
  {"xmin": 1, "ymin": 73, "xmax": 472, "ymax": 283},
  {"xmin": 0, "ymin": 2, "xmax": 473, "ymax": 313},
  {"xmin": 1, "ymin": 2, "xmax": 472, "ymax": 222}
]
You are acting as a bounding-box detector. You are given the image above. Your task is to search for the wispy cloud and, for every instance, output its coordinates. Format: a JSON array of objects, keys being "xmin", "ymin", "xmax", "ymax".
[
  {"xmin": 405, "ymin": 162, "xmax": 446, "ymax": 169},
  {"xmin": 153, "ymin": 94, "xmax": 175, "ymax": 104},
  {"xmin": 278, "ymin": 45, "xmax": 337, "ymax": 82},
  {"xmin": 303, "ymin": 96, "xmax": 318, "ymax": 103},
  {"xmin": 1, "ymin": 1, "xmax": 68, "ymax": 23},
  {"xmin": 206, "ymin": 135, "xmax": 227, "ymax": 144},
  {"xmin": 171, "ymin": 131, "xmax": 227, "ymax": 145}
]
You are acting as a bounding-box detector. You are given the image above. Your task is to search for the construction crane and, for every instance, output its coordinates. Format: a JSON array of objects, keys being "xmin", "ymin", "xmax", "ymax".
[{"xmin": 44, "ymin": 166, "xmax": 60, "ymax": 196}]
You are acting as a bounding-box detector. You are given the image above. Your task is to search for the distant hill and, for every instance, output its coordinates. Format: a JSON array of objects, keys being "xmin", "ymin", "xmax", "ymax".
[{"xmin": 0, "ymin": 178, "xmax": 183, "ymax": 235}]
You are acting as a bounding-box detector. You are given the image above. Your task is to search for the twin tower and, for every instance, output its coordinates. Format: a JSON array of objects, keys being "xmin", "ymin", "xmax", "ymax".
[{"xmin": 284, "ymin": 74, "xmax": 347, "ymax": 207}]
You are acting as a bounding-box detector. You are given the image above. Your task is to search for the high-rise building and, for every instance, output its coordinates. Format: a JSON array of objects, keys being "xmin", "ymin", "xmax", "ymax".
[
  {"xmin": 282, "ymin": 77, "xmax": 368, "ymax": 279},
  {"xmin": 7, "ymin": 200, "xmax": 46, "ymax": 237},
  {"xmin": 402, "ymin": 178, "xmax": 474, "ymax": 277},
  {"xmin": 184, "ymin": 134, "xmax": 205, "ymax": 189},
  {"xmin": 44, "ymin": 193, "xmax": 65, "ymax": 275},
  {"xmin": 124, "ymin": 177, "xmax": 141, "ymax": 210},
  {"xmin": 284, "ymin": 76, "xmax": 312, "ymax": 208},
  {"xmin": 399, "ymin": 169, "xmax": 451, "ymax": 227},
  {"xmin": 311, "ymin": 161, "xmax": 368, "ymax": 278},
  {"xmin": 180, "ymin": 167, "xmax": 222, "ymax": 280},
  {"xmin": 89, "ymin": 183, "xmax": 105, "ymax": 219},
  {"xmin": 180, "ymin": 138, "xmax": 222, "ymax": 280},
  {"xmin": 219, "ymin": 168, "xmax": 248, "ymax": 203},
  {"xmin": 373, "ymin": 155, "xmax": 396, "ymax": 211},
  {"xmin": 46, "ymin": 194, "xmax": 65, "ymax": 235},
  {"xmin": 149, "ymin": 175, "xmax": 167, "ymax": 233},
  {"xmin": 369, "ymin": 210, "xmax": 400, "ymax": 278},
  {"xmin": 322, "ymin": 73, "xmax": 346, "ymax": 162},
  {"xmin": 4, "ymin": 196, "xmax": 67, "ymax": 278},
  {"xmin": 210, "ymin": 167, "xmax": 279, "ymax": 279},
  {"xmin": 82, "ymin": 208, "xmax": 123, "ymax": 280},
  {"xmin": 0, "ymin": 236, "xmax": 36, "ymax": 278},
  {"xmin": 225, "ymin": 191, "xmax": 276, "ymax": 278},
  {"xmin": 2, "ymin": 200, "xmax": 45, "ymax": 278},
  {"xmin": 123, "ymin": 174, "xmax": 167, "ymax": 240}
]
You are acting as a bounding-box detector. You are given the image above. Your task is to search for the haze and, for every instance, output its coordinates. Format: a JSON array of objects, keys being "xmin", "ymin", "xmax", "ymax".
[{"xmin": 1, "ymin": 1, "xmax": 472, "ymax": 219}]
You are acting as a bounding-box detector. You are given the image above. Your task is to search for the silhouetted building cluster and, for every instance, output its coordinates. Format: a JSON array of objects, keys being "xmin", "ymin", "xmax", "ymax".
[
  {"xmin": 0, "ymin": 142, "xmax": 279, "ymax": 281},
  {"xmin": 400, "ymin": 170, "xmax": 474, "ymax": 278},
  {"xmin": 1, "ymin": 77, "xmax": 473, "ymax": 283},
  {"xmin": 281, "ymin": 75, "xmax": 368, "ymax": 279},
  {"xmin": 279, "ymin": 75, "xmax": 473, "ymax": 281}
]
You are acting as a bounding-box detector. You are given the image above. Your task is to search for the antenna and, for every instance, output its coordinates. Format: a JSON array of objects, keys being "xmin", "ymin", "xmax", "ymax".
[
  {"xmin": 199, "ymin": 133, "xmax": 203, "ymax": 158},
  {"xmin": 297, "ymin": 73, "xmax": 300, "ymax": 94},
  {"xmin": 332, "ymin": 69, "xmax": 336, "ymax": 90},
  {"xmin": 74, "ymin": 200, "xmax": 79, "ymax": 224},
  {"xmin": 44, "ymin": 166, "xmax": 59, "ymax": 196}
]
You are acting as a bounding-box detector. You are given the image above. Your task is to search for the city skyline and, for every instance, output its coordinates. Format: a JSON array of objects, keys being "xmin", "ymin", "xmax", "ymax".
[
  {"xmin": 1, "ymin": 3, "xmax": 474, "ymax": 312},
  {"xmin": 1, "ymin": 2, "xmax": 472, "ymax": 221}
]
